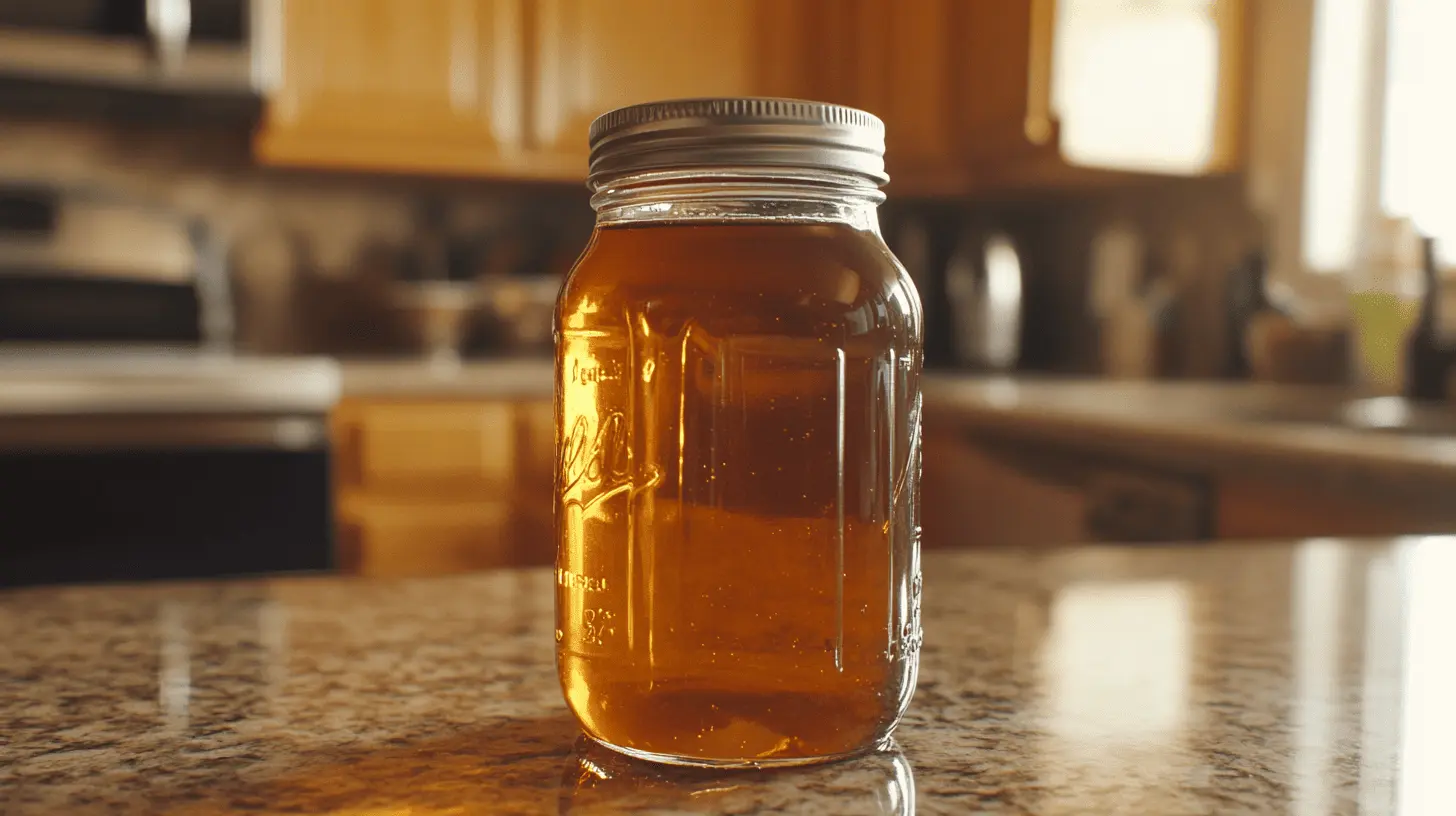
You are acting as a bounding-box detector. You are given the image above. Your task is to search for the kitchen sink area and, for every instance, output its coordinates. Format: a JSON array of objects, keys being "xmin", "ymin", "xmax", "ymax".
[{"xmin": 1235, "ymin": 395, "xmax": 1456, "ymax": 437}]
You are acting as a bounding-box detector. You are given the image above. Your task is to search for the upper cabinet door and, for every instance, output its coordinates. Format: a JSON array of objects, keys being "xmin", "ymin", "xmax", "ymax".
[
  {"xmin": 256, "ymin": 0, "xmax": 529, "ymax": 177},
  {"xmin": 848, "ymin": 0, "xmax": 1248, "ymax": 195},
  {"xmin": 526, "ymin": 0, "xmax": 783, "ymax": 176},
  {"xmin": 847, "ymin": 0, "xmax": 962, "ymax": 191},
  {"xmin": 818, "ymin": 0, "xmax": 1057, "ymax": 196}
]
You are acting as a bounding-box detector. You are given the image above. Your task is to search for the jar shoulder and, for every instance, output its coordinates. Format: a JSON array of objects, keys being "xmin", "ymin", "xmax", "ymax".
[{"xmin": 559, "ymin": 223, "xmax": 921, "ymax": 337}]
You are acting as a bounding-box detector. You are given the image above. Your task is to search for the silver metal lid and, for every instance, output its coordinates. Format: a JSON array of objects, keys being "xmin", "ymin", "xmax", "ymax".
[{"xmin": 587, "ymin": 98, "xmax": 888, "ymax": 188}]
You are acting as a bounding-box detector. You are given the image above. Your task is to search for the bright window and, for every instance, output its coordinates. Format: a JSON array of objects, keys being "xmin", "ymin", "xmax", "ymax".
[
  {"xmin": 1053, "ymin": 0, "xmax": 1221, "ymax": 174},
  {"xmin": 1381, "ymin": 0, "xmax": 1456, "ymax": 268},
  {"xmin": 1302, "ymin": 0, "xmax": 1454, "ymax": 274},
  {"xmin": 1301, "ymin": 0, "xmax": 1378, "ymax": 274}
]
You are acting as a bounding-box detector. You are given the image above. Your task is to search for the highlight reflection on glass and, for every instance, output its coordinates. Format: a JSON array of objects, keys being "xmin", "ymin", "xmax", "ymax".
[{"xmin": 560, "ymin": 737, "xmax": 915, "ymax": 815}]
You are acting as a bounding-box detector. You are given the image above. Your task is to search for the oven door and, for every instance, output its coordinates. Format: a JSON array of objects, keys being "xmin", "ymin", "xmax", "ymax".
[{"xmin": 0, "ymin": 412, "xmax": 333, "ymax": 587}]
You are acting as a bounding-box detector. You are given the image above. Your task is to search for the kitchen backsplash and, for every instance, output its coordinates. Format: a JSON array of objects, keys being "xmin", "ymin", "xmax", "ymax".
[
  {"xmin": 1, "ymin": 116, "xmax": 1260, "ymax": 371},
  {"xmin": 1014, "ymin": 174, "xmax": 1263, "ymax": 378},
  {"xmin": 888, "ymin": 174, "xmax": 1263, "ymax": 377}
]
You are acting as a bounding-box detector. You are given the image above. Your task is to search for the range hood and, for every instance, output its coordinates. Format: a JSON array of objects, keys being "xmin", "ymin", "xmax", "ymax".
[{"xmin": 0, "ymin": 1, "xmax": 271, "ymax": 126}]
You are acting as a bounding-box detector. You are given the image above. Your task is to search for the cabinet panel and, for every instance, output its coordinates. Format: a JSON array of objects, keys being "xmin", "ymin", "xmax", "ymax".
[
  {"xmin": 752, "ymin": 0, "xmax": 858, "ymax": 107},
  {"xmin": 922, "ymin": 424, "xmax": 1085, "ymax": 548},
  {"xmin": 340, "ymin": 500, "xmax": 511, "ymax": 577},
  {"xmin": 528, "ymin": 0, "xmax": 784, "ymax": 170},
  {"xmin": 848, "ymin": 0, "xmax": 960, "ymax": 183},
  {"xmin": 836, "ymin": 0, "xmax": 1063, "ymax": 194},
  {"xmin": 923, "ymin": 422, "xmax": 1220, "ymax": 547},
  {"xmin": 514, "ymin": 398, "xmax": 555, "ymax": 489},
  {"xmin": 955, "ymin": 0, "xmax": 1056, "ymax": 164},
  {"xmin": 332, "ymin": 396, "xmax": 554, "ymax": 576},
  {"xmin": 257, "ymin": 0, "xmax": 526, "ymax": 175},
  {"xmin": 354, "ymin": 402, "xmax": 514, "ymax": 490},
  {"xmin": 1217, "ymin": 478, "xmax": 1441, "ymax": 540},
  {"xmin": 511, "ymin": 398, "xmax": 556, "ymax": 567}
]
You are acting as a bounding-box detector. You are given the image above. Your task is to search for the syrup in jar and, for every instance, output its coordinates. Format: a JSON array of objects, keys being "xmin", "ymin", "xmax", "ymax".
[{"xmin": 556, "ymin": 99, "xmax": 922, "ymax": 767}]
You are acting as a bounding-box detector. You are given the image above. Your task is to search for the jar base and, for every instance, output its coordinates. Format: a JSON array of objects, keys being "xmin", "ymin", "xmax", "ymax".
[{"xmin": 583, "ymin": 732, "xmax": 896, "ymax": 770}]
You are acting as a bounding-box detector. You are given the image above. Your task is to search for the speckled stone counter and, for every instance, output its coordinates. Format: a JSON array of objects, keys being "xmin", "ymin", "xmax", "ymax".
[{"xmin": 2, "ymin": 540, "xmax": 1444, "ymax": 814}]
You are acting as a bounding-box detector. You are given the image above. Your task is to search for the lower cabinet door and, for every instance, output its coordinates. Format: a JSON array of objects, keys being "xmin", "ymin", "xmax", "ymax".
[{"xmin": 339, "ymin": 500, "xmax": 512, "ymax": 577}]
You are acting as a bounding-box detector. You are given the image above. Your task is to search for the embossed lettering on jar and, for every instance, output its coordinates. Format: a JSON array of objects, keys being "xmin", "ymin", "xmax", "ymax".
[{"xmin": 555, "ymin": 98, "xmax": 923, "ymax": 768}]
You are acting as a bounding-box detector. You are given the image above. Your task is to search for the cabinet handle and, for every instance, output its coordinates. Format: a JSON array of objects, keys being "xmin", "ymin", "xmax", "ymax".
[{"xmin": 1024, "ymin": 0, "xmax": 1057, "ymax": 146}]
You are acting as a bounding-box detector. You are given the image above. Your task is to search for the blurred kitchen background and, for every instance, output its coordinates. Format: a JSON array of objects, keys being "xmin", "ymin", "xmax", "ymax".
[{"xmin": 2, "ymin": 0, "xmax": 1453, "ymax": 587}]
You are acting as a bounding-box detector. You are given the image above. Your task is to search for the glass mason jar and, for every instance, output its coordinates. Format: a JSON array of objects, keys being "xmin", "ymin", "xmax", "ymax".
[{"xmin": 555, "ymin": 98, "xmax": 923, "ymax": 768}]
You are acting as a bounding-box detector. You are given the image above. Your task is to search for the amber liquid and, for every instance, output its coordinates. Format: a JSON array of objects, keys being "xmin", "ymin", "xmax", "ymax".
[{"xmin": 555, "ymin": 220, "xmax": 922, "ymax": 765}]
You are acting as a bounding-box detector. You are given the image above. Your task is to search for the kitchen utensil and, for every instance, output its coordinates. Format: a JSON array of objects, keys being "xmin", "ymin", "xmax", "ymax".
[
  {"xmin": 477, "ymin": 275, "xmax": 560, "ymax": 354},
  {"xmin": 945, "ymin": 228, "xmax": 1023, "ymax": 370},
  {"xmin": 389, "ymin": 281, "xmax": 478, "ymax": 368}
]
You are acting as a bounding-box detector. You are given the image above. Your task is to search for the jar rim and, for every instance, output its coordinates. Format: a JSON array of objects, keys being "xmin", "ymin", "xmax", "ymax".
[{"xmin": 587, "ymin": 98, "xmax": 889, "ymax": 190}]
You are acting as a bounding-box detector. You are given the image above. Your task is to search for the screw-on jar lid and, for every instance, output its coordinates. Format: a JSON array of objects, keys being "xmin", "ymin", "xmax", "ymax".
[{"xmin": 587, "ymin": 98, "xmax": 888, "ymax": 189}]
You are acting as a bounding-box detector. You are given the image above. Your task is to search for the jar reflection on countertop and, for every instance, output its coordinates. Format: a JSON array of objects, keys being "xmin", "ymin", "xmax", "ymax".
[
  {"xmin": 555, "ymin": 98, "xmax": 924, "ymax": 767},
  {"xmin": 559, "ymin": 736, "xmax": 916, "ymax": 813}
]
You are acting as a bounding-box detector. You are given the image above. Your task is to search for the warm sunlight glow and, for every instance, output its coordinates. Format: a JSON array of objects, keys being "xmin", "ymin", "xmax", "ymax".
[
  {"xmin": 1382, "ymin": 0, "xmax": 1456, "ymax": 268},
  {"xmin": 1302, "ymin": 0, "xmax": 1377, "ymax": 274}
]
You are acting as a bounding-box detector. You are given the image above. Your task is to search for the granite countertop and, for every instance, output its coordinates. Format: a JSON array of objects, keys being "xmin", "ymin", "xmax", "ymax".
[{"xmin": 3, "ymin": 539, "xmax": 1443, "ymax": 814}]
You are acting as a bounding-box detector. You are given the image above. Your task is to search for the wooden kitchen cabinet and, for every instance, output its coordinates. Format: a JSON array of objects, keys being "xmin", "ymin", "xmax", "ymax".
[
  {"xmin": 254, "ymin": 0, "xmax": 1249, "ymax": 189},
  {"xmin": 1216, "ymin": 476, "xmax": 1453, "ymax": 540},
  {"xmin": 922, "ymin": 418, "xmax": 1456, "ymax": 548},
  {"xmin": 922, "ymin": 421, "xmax": 1214, "ymax": 548},
  {"xmin": 340, "ymin": 400, "xmax": 515, "ymax": 492},
  {"xmin": 922, "ymin": 420, "xmax": 1087, "ymax": 548},
  {"xmin": 524, "ymin": 0, "xmax": 826, "ymax": 175},
  {"xmin": 814, "ymin": 0, "xmax": 1079, "ymax": 195},
  {"xmin": 844, "ymin": 0, "xmax": 962, "ymax": 187},
  {"xmin": 949, "ymin": 0, "xmax": 1068, "ymax": 191},
  {"xmin": 331, "ymin": 396, "xmax": 555, "ymax": 577},
  {"xmin": 255, "ymin": 0, "xmax": 536, "ymax": 178},
  {"xmin": 337, "ymin": 499, "xmax": 512, "ymax": 577},
  {"xmin": 256, "ymin": 0, "xmax": 818, "ymax": 179},
  {"xmin": 855, "ymin": 0, "xmax": 1249, "ymax": 194}
]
